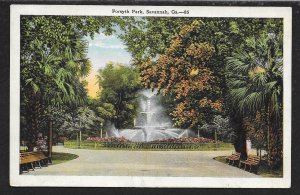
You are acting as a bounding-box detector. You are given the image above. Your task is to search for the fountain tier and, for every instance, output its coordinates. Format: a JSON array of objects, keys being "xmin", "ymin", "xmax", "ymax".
[{"xmin": 109, "ymin": 90, "xmax": 195, "ymax": 142}]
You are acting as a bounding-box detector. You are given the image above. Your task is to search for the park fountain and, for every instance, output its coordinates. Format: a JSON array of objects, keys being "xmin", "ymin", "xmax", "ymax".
[{"xmin": 109, "ymin": 90, "xmax": 195, "ymax": 142}]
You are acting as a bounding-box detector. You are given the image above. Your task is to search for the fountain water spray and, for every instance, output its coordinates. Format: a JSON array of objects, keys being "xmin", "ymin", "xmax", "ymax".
[{"xmin": 108, "ymin": 89, "xmax": 195, "ymax": 142}]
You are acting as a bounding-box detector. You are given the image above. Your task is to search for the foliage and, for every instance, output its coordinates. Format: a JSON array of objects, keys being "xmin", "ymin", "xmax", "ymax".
[
  {"xmin": 120, "ymin": 18, "xmax": 278, "ymax": 129},
  {"xmin": 226, "ymin": 31, "xmax": 283, "ymax": 168},
  {"xmin": 120, "ymin": 17, "xmax": 283, "ymax": 168},
  {"xmin": 97, "ymin": 103, "xmax": 116, "ymax": 119},
  {"xmin": 21, "ymin": 16, "xmax": 110, "ymax": 106},
  {"xmin": 20, "ymin": 16, "xmax": 121, "ymax": 149},
  {"xmin": 243, "ymin": 111, "xmax": 268, "ymax": 150},
  {"xmin": 136, "ymin": 20, "xmax": 222, "ymax": 128},
  {"xmin": 226, "ymin": 32, "xmax": 283, "ymax": 118},
  {"xmin": 60, "ymin": 107, "xmax": 103, "ymax": 139},
  {"xmin": 120, "ymin": 17, "xmax": 193, "ymax": 65},
  {"xmin": 200, "ymin": 115, "xmax": 236, "ymax": 142},
  {"xmin": 96, "ymin": 62, "xmax": 141, "ymax": 128}
]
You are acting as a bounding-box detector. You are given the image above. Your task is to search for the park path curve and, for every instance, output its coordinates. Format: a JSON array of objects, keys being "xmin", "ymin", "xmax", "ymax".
[{"xmin": 26, "ymin": 146, "xmax": 260, "ymax": 177}]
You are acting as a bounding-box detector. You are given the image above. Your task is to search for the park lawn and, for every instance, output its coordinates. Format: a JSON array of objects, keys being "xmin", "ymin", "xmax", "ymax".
[
  {"xmin": 51, "ymin": 152, "xmax": 78, "ymax": 165},
  {"xmin": 213, "ymin": 156, "xmax": 283, "ymax": 178},
  {"xmin": 63, "ymin": 140, "xmax": 234, "ymax": 151},
  {"xmin": 257, "ymin": 163, "xmax": 283, "ymax": 178}
]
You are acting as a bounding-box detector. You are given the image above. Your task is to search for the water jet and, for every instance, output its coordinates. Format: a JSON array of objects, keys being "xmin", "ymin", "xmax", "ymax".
[{"xmin": 109, "ymin": 90, "xmax": 195, "ymax": 142}]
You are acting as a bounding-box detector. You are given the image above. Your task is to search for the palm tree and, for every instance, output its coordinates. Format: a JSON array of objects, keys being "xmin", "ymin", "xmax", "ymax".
[
  {"xmin": 20, "ymin": 15, "xmax": 121, "ymax": 151},
  {"xmin": 226, "ymin": 32, "xmax": 283, "ymax": 169},
  {"xmin": 21, "ymin": 36, "xmax": 91, "ymax": 150}
]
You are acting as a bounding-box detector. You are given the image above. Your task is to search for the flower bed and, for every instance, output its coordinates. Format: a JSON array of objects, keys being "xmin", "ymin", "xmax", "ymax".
[
  {"xmin": 86, "ymin": 137, "xmax": 214, "ymax": 143},
  {"xmin": 153, "ymin": 137, "xmax": 215, "ymax": 143},
  {"xmin": 102, "ymin": 141, "xmax": 218, "ymax": 150}
]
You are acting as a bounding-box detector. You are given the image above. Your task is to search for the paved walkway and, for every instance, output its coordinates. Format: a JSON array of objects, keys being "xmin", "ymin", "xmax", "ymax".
[{"xmin": 26, "ymin": 146, "xmax": 260, "ymax": 177}]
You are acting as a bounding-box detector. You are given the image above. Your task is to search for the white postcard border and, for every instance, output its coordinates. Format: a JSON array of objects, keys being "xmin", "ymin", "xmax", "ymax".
[{"xmin": 10, "ymin": 5, "xmax": 292, "ymax": 188}]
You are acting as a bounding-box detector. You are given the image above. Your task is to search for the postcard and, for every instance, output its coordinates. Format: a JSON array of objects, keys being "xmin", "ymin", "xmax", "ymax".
[{"xmin": 10, "ymin": 5, "xmax": 291, "ymax": 188}]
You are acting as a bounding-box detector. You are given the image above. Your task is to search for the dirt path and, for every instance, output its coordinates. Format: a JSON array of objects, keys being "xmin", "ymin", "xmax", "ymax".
[{"xmin": 26, "ymin": 146, "xmax": 260, "ymax": 177}]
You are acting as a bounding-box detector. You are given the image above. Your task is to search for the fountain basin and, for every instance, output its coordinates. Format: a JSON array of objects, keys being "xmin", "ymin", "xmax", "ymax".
[{"xmin": 111, "ymin": 127, "xmax": 195, "ymax": 142}]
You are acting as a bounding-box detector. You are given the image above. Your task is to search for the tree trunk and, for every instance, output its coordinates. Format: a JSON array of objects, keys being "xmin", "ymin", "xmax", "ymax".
[
  {"xmin": 230, "ymin": 110, "xmax": 247, "ymax": 159},
  {"xmin": 25, "ymin": 92, "xmax": 42, "ymax": 151},
  {"xmin": 234, "ymin": 128, "xmax": 247, "ymax": 159}
]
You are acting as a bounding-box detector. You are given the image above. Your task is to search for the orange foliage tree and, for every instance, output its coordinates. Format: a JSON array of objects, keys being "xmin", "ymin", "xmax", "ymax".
[
  {"xmin": 139, "ymin": 21, "xmax": 223, "ymax": 128},
  {"xmin": 243, "ymin": 111, "xmax": 268, "ymax": 158}
]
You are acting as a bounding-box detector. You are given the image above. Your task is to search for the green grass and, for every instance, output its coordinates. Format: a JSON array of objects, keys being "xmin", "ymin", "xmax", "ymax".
[
  {"xmin": 51, "ymin": 152, "xmax": 78, "ymax": 165},
  {"xmin": 213, "ymin": 156, "xmax": 283, "ymax": 178},
  {"xmin": 257, "ymin": 162, "xmax": 283, "ymax": 178},
  {"xmin": 213, "ymin": 156, "xmax": 227, "ymax": 163},
  {"xmin": 64, "ymin": 140, "xmax": 234, "ymax": 151}
]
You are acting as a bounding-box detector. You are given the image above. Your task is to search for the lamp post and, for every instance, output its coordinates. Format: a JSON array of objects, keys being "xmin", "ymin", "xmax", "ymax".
[
  {"xmin": 100, "ymin": 122, "xmax": 103, "ymax": 138},
  {"xmin": 197, "ymin": 125, "xmax": 200, "ymax": 138}
]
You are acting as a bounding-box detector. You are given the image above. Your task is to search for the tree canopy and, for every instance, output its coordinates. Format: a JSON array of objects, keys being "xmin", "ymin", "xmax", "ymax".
[
  {"xmin": 96, "ymin": 62, "xmax": 141, "ymax": 128},
  {"xmin": 20, "ymin": 16, "xmax": 122, "ymax": 149},
  {"xmin": 226, "ymin": 31, "xmax": 283, "ymax": 168},
  {"xmin": 137, "ymin": 20, "xmax": 222, "ymax": 128}
]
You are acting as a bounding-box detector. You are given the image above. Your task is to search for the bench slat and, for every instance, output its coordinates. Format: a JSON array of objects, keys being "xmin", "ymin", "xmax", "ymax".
[
  {"xmin": 20, "ymin": 151, "xmax": 48, "ymax": 164},
  {"xmin": 239, "ymin": 155, "xmax": 261, "ymax": 173}
]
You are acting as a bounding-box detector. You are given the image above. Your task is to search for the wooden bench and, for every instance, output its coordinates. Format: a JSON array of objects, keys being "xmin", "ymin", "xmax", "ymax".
[
  {"xmin": 20, "ymin": 151, "xmax": 50, "ymax": 173},
  {"xmin": 239, "ymin": 155, "xmax": 260, "ymax": 173},
  {"xmin": 225, "ymin": 152, "xmax": 241, "ymax": 166}
]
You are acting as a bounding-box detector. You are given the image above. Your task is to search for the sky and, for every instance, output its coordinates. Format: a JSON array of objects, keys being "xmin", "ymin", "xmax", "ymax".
[{"xmin": 84, "ymin": 33, "xmax": 132, "ymax": 98}]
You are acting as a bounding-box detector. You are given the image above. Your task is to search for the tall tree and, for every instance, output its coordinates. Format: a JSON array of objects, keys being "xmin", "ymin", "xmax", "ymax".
[
  {"xmin": 138, "ymin": 20, "xmax": 222, "ymax": 128},
  {"xmin": 97, "ymin": 62, "xmax": 141, "ymax": 128},
  {"xmin": 226, "ymin": 31, "xmax": 283, "ymax": 168},
  {"xmin": 20, "ymin": 16, "xmax": 121, "ymax": 150}
]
